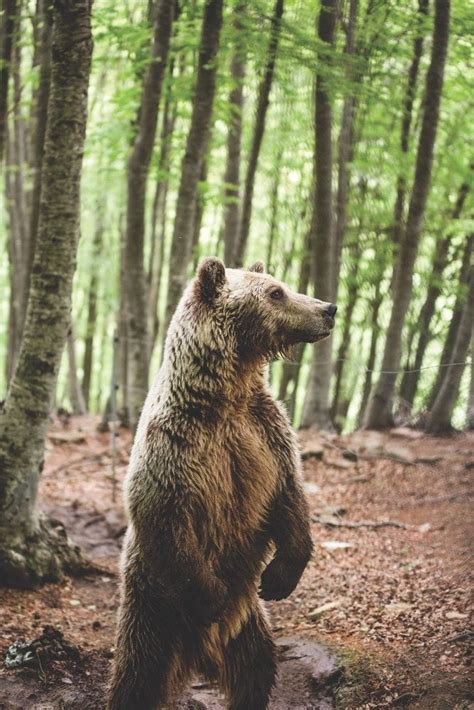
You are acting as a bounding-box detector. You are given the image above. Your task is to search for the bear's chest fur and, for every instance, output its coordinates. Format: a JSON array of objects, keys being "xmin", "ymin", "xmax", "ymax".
[{"xmin": 190, "ymin": 410, "xmax": 279, "ymax": 586}]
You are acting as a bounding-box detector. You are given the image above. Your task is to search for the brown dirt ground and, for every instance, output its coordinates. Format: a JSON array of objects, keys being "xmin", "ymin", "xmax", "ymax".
[{"xmin": 0, "ymin": 416, "xmax": 472, "ymax": 709}]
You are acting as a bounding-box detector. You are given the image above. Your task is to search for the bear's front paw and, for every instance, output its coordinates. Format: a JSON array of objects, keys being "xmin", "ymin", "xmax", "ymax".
[{"xmin": 259, "ymin": 557, "xmax": 299, "ymax": 601}]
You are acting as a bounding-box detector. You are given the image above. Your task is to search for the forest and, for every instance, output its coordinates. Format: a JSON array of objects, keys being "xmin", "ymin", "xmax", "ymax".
[{"xmin": 0, "ymin": 0, "xmax": 473, "ymax": 707}]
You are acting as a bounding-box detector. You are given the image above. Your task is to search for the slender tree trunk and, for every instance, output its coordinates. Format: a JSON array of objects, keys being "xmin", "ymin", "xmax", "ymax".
[
  {"xmin": 124, "ymin": 0, "xmax": 174, "ymax": 429},
  {"xmin": 426, "ymin": 235, "xmax": 473, "ymax": 412},
  {"xmin": 278, "ymin": 224, "xmax": 312, "ymax": 409},
  {"xmin": 334, "ymin": 0, "xmax": 358, "ymax": 293},
  {"xmin": 398, "ymin": 179, "xmax": 470, "ymax": 411},
  {"xmin": 222, "ymin": 3, "xmax": 246, "ymax": 266},
  {"xmin": 5, "ymin": 19, "xmax": 30, "ymax": 383},
  {"xmin": 117, "ymin": 225, "xmax": 129, "ymax": 427},
  {"xmin": 82, "ymin": 213, "xmax": 104, "ymax": 409},
  {"xmin": 191, "ymin": 156, "xmax": 208, "ymax": 268},
  {"xmin": 67, "ymin": 326, "xmax": 86, "ymax": 415},
  {"xmin": 23, "ymin": 0, "xmax": 53, "ymax": 323},
  {"xmin": 164, "ymin": 0, "xmax": 224, "ymax": 333},
  {"xmin": 357, "ymin": 283, "xmax": 382, "ymax": 426},
  {"xmin": 331, "ymin": 244, "xmax": 361, "ymax": 421},
  {"xmin": 0, "ymin": 0, "xmax": 93, "ymax": 588},
  {"xmin": 233, "ymin": 0, "xmax": 284, "ymax": 267},
  {"xmin": 265, "ymin": 146, "xmax": 283, "ymax": 274},
  {"xmin": 364, "ymin": 0, "xmax": 450, "ymax": 429},
  {"xmin": 467, "ymin": 332, "xmax": 474, "ymax": 430},
  {"xmin": 392, "ymin": 0, "xmax": 429, "ymax": 248},
  {"xmin": 0, "ymin": 0, "xmax": 16, "ymax": 162},
  {"xmin": 300, "ymin": 0, "xmax": 337, "ymax": 430},
  {"xmin": 426, "ymin": 270, "xmax": 473, "ymax": 434},
  {"xmin": 147, "ymin": 62, "xmax": 177, "ymax": 358}
]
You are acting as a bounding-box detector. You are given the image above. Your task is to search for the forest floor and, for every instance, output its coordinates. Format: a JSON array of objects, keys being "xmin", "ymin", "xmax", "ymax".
[{"xmin": 0, "ymin": 416, "xmax": 472, "ymax": 709}]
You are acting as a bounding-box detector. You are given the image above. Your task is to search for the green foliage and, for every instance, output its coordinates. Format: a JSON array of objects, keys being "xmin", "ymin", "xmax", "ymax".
[{"xmin": 1, "ymin": 0, "xmax": 472, "ymax": 429}]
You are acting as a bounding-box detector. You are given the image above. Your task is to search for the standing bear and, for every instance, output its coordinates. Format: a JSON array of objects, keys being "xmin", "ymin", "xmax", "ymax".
[{"xmin": 108, "ymin": 258, "xmax": 337, "ymax": 710}]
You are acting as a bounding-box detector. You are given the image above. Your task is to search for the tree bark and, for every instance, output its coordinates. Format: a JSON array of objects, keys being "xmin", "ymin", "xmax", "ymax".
[
  {"xmin": 364, "ymin": 0, "xmax": 450, "ymax": 429},
  {"xmin": 82, "ymin": 212, "xmax": 104, "ymax": 409},
  {"xmin": 331, "ymin": 243, "xmax": 361, "ymax": 423},
  {"xmin": 0, "ymin": 0, "xmax": 16, "ymax": 162},
  {"xmin": 24, "ymin": 0, "xmax": 53, "ymax": 324},
  {"xmin": 357, "ymin": 282, "xmax": 382, "ymax": 426},
  {"xmin": 233, "ymin": 0, "xmax": 284, "ymax": 267},
  {"xmin": 265, "ymin": 146, "xmax": 283, "ymax": 274},
  {"xmin": 398, "ymin": 179, "xmax": 470, "ymax": 411},
  {"xmin": 426, "ymin": 235, "xmax": 473, "ymax": 412},
  {"xmin": 300, "ymin": 0, "xmax": 338, "ymax": 430},
  {"xmin": 124, "ymin": 0, "xmax": 174, "ymax": 429},
  {"xmin": 426, "ymin": 269, "xmax": 473, "ymax": 434},
  {"xmin": 67, "ymin": 326, "xmax": 86, "ymax": 415},
  {"xmin": 6, "ymin": 1, "xmax": 53, "ymax": 384},
  {"xmin": 164, "ymin": 0, "xmax": 223, "ymax": 333},
  {"xmin": 391, "ymin": 0, "xmax": 429, "ymax": 248},
  {"xmin": 222, "ymin": 3, "xmax": 246, "ymax": 266},
  {"xmin": 147, "ymin": 59, "xmax": 177, "ymax": 358},
  {"xmin": 467, "ymin": 331, "xmax": 474, "ymax": 430},
  {"xmin": 0, "ymin": 0, "xmax": 92, "ymax": 587},
  {"xmin": 334, "ymin": 0, "xmax": 358, "ymax": 293},
  {"xmin": 0, "ymin": 0, "xmax": 93, "ymax": 588}
]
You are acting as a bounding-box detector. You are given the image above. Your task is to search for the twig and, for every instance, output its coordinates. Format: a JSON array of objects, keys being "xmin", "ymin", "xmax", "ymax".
[
  {"xmin": 46, "ymin": 448, "xmax": 113, "ymax": 477},
  {"xmin": 313, "ymin": 515, "xmax": 412, "ymax": 530},
  {"xmin": 398, "ymin": 490, "xmax": 473, "ymax": 507}
]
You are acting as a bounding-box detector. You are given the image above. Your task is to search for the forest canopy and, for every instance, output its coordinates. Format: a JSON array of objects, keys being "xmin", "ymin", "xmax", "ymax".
[{"xmin": 0, "ymin": 0, "xmax": 472, "ymax": 434}]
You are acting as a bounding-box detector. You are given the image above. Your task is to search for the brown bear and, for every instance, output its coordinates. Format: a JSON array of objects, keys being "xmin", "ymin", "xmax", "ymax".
[{"xmin": 108, "ymin": 258, "xmax": 337, "ymax": 710}]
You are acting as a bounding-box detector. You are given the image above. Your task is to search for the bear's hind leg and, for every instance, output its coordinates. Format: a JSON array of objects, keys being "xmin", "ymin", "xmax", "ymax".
[
  {"xmin": 221, "ymin": 602, "xmax": 277, "ymax": 710},
  {"xmin": 108, "ymin": 583, "xmax": 180, "ymax": 710}
]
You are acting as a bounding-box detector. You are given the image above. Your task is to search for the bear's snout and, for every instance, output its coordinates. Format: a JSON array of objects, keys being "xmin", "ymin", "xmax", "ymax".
[{"xmin": 322, "ymin": 303, "xmax": 337, "ymax": 329}]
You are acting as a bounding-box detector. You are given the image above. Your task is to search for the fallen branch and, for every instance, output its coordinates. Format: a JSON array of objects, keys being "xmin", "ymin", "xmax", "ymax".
[
  {"xmin": 313, "ymin": 515, "xmax": 412, "ymax": 530},
  {"xmin": 399, "ymin": 490, "xmax": 473, "ymax": 506},
  {"xmin": 46, "ymin": 445, "xmax": 127, "ymax": 477}
]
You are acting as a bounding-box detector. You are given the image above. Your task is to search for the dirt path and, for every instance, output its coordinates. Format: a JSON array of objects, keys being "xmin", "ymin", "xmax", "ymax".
[{"xmin": 0, "ymin": 417, "xmax": 472, "ymax": 708}]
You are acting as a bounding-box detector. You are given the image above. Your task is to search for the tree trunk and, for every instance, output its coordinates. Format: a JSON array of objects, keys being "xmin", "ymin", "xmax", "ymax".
[
  {"xmin": 233, "ymin": 0, "xmax": 284, "ymax": 267},
  {"xmin": 191, "ymin": 156, "xmax": 208, "ymax": 268},
  {"xmin": 331, "ymin": 244, "xmax": 361, "ymax": 423},
  {"xmin": 334, "ymin": 0, "xmax": 358, "ymax": 293},
  {"xmin": 0, "ymin": 0, "xmax": 16, "ymax": 162},
  {"xmin": 222, "ymin": 3, "xmax": 246, "ymax": 266},
  {"xmin": 391, "ymin": 0, "xmax": 428, "ymax": 248},
  {"xmin": 147, "ymin": 60, "xmax": 177, "ymax": 358},
  {"xmin": 364, "ymin": 0, "xmax": 450, "ymax": 429},
  {"xmin": 82, "ymin": 212, "xmax": 104, "ymax": 409},
  {"xmin": 426, "ymin": 269, "xmax": 473, "ymax": 434},
  {"xmin": 278, "ymin": 222, "xmax": 312, "ymax": 411},
  {"xmin": 467, "ymin": 331, "xmax": 474, "ymax": 430},
  {"xmin": 164, "ymin": 0, "xmax": 223, "ymax": 333},
  {"xmin": 357, "ymin": 283, "xmax": 382, "ymax": 426},
  {"xmin": 124, "ymin": 0, "xmax": 174, "ymax": 429},
  {"xmin": 398, "ymin": 179, "xmax": 470, "ymax": 411},
  {"xmin": 24, "ymin": 0, "xmax": 53, "ymax": 325},
  {"xmin": 265, "ymin": 146, "xmax": 283, "ymax": 273},
  {"xmin": 0, "ymin": 0, "xmax": 93, "ymax": 588},
  {"xmin": 426, "ymin": 235, "xmax": 473, "ymax": 412},
  {"xmin": 300, "ymin": 0, "xmax": 338, "ymax": 430},
  {"xmin": 67, "ymin": 326, "xmax": 86, "ymax": 415}
]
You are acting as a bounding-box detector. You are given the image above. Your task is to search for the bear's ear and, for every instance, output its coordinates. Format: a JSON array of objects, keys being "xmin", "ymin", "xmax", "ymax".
[
  {"xmin": 248, "ymin": 261, "xmax": 265, "ymax": 273},
  {"xmin": 196, "ymin": 257, "xmax": 226, "ymax": 302}
]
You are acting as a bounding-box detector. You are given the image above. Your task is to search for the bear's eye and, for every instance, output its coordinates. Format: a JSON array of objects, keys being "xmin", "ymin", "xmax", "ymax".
[{"xmin": 269, "ymin": 287, "xmax": 284, "ymax": 301}]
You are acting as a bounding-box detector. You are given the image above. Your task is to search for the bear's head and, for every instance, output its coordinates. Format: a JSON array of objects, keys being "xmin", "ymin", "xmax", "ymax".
[{"xmin": 190, "ymin": 257, "xmax": 337, "ymax": 361}]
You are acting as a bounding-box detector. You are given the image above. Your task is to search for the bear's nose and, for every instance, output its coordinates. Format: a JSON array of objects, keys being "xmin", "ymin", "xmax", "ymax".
[{"xmin": 325, "ymin": 303, "xmax": 337, "ymax": 318}]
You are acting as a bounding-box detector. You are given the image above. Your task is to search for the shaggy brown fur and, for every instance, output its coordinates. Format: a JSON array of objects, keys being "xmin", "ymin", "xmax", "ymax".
[{"xmin": 108, "ymin": 258, "xmax": 337, "ymax": 710}]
